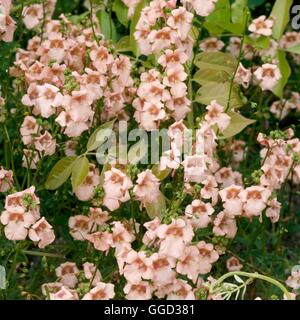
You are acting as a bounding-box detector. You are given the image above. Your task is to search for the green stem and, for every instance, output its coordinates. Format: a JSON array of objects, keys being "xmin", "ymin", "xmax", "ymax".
[
  {"xmin": 21, "ymin": 250, "xmax": 65, "ymax": 259},
  {"xmin": 225, "ymin": 13, "xmax": 249, "ymax": 113},
  {"xmin": 89, "ymin": 0, "xmax": 100, "ymax": 45},
  {"xmin": 211, "ymin": 271, "xmax": 292, "ymax": 300}
]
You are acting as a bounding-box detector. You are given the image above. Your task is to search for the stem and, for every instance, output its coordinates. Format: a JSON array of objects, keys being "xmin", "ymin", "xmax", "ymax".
[
  {"xmin": 225, "ymin": 13, "xmax": 249, "ymax": 113},
  {"xmin": 40, "ymin": 0, "xmax": 46, "ymax": 43},
  {"xmin": 89, "ymin": 0, "xmax": 100, "ymax": 45},
  {"xmin": 211, "ymin": 271, "xmax": 292, "ymax": 300},
  {"xmin": 187, "ymin": 18, "xmax": 202, "ymax": 129},
  {"xmin": 21, "ymin": 250, "xmax": 65, "ymax": 259}
]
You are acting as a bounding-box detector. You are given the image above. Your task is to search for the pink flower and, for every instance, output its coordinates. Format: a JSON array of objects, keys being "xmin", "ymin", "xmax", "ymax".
[
  {"xmin": 0, "ymin": 210, "xmax": 36, "ymax": 240},
  {"xmin": 74, "ymin": 164, "xmax": 100, "ymax": 201},
  {"xmin": 200, "ymin": 176, "xmax": 219, "ymax": 205},
  {"xmin": 186, "ymin": 0, "xmax": 217, "ymax": 17},
  {"xmin": 90, "ymin": 46, "xmax": 114, "ymax": 73},
  {"xmin": 5, "ymin": 186, "xmax": 39, "ymax": 214},
  {"xmin": 183, "ymin": 155, "xmax": 206, "ymax": 184},
  {"xmin": 20, "ymin": 116, "xmax": 39, "ymax": 145},
  {"xmin": 137, "ymin": 80, "xmax": 170, "ymax": 103},
  {"xmin": 142, "ymin": 217, "xmax": 161, "ymax": 245},
  {"xmin": 133, "ymin": 169, "xmax": 160, "ymax": 204},
  {"xmin": 160, "ymin": 144, "xmax": 181, "ymax": 171},
  {"xmin": 122, "ymin": 0, "xmax": 140, "ymax": 18},
  {"xmin": 200, "ymin": 37, "xmax": 224, "ymax": 52},
  {"xmin": 240, "ymin": 186, "xmax": 271, "ymax": 218},
  {"xmin": 86, "ymin": 231, "xmax": 112, "ymax": 252},
  {"xmin": 185, "ymin": 200, "xmax": 214, "ymax": 229},
  {"xmin": 35, "ymin": 84, "xmax": 63, "ymax": 118},
  {"xmin": 215, "ymin": 167, "xmax": 243, "ymax": 188},
  {"xmin": 83, "ymin": 262, "xmax": 102, "ymax": 287},
  {"xmin": 103, "ymin": 168, "xmax": 133, "ymax": 211},
  {"xmin": 134, "ymin": 26, "xmax": 152, "ymax": 55},
  {"xmin": 280, "ymin": 32, "xmax": 300, "ymax": 49},
  {"xmin": 22, "ymin": 4, "xmax": 43, "ymax": 29},
  {"xmin": 124, "ymin": 281, "xmax": 153, "ymax": 300},
  {"xmin": 41, "ymin": 282, "xmax": 63, "ymax": 297},
  {"xmin": 42, "ymin": 33, "xmax": 67, "ymax": 63},
  {"xmin": 286, "ymin": 266, "xmax": 300, "ymax": 290},
  {"xmin": 0, "ymin": 167, "xmax": 13, "ymax": 192},
  {"xmin": 157, "ymin": 218, "xmax": 194, "ymax": 259},
  {"xmin": 0, "ymin": 0, "xmax": 16, "ymax": 42},
  {"xmin": 248, "ymin": 15, "xmax": 274, "ymax": 36},
  {"xmin": 111, "ymin": 221, "xmax": 136, "ymax": 248},
  {"xmin": 176, "ymin": 245, "xmax": 201, "ymax": 283},
  {"xmin": 158, "ymin": 49, "xmax": 188, "ymax": 68},
  {"xmin": 55, "ymin": 262, "xmax": 79, "ymax": 288},
  {"xmin": 68, "ymin": 215, "xmax": 92, "ymax": 241},
  {"xmin": 149, "ymin": 27, "xmax": 177, "ymax": 52},
  {"xmin": 28, "ymin": 217, "xmax": 55, "ymax": 248},
  {"xmin": 265, "ymin": 198, "xmax": 281, "ymax": 223},
  {"xmin": 205, "ymin": 100, "xmax": 231, "ymax": 131},
  {"xmin": 163, "ymin": 64, "xmax": 187, "ymax": 98},
  {"xmin": 213, "ymin": 211, "xmax": 237, "ymax": 239},
  {"xmin": 235, "ymin": 63, "xmax": 252, "ymax": 88},
  {"xmin": 136, "ymin": 100, "xmax": 166, "ymax": 131},
  {"xmin": 197, "ymin": 241, "xmax": 219, "ymax": 273},
  {"xmin": 226, "ymin": 256, "xmax": 243, "ymax": 272},
  {"xmin": 22, "ymin": 149, "xmax": 40, "ymax": 169},
  {"xmin": 65, "ymin": 140, "xmax": 78, "ymax": 156},
  {"xmin": 151, "ymin": 253, "xmax": 176, "ymax": 286},
  {"xmin": 111, "ymin": 55, "xmax": 132, "ymax": 86},
  {"xmin": 166, "ymin": 95, "xmax": 191, "ymax": 121},
  {"xmin": 123, "ymin": 250, "xmax": 153, "ymax": 284},
  {"xmin": 89, "ymin": 207, "xmax": 110, "ymax": 227},
  {"xmin": 219, "ymin": 185, "xmax": 243, "ymax": 217},
  {"xmin": 270, "ymin": 100, "xmax": 293, "ymax": 120},
  {"xmin": 166, "ymin": 279, "xmax": 195, "ymax": 300},
  {"xmin": 49, "ymin": 286, "xmax": 79, "ymax": 300},
  {"xmin": 254, "ymin": 63, "xmax": 281, "ymax": 91},
  {"xmin": 82, "ymin": 282, "xmax": 115, "ymax": 300},
  {"xmin": 167, "ymin": 7, "xmax": 193, "ymax": 40},
  {"xmin": 34, "ymin": 131, "xmax": 56, "ymax": 156}
]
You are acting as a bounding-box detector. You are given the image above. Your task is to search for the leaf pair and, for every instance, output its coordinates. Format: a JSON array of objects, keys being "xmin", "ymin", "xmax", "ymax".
[
  {"xmin": 46, "ymin": 120, "xmax": 116, "ymax": 192},
  {"xmin": 45, "ymin": 156, "xmax": 89, "ymax": 192}
]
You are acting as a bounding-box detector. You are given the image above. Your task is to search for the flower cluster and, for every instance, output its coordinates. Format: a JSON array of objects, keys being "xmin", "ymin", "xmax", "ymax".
[{"xmin": 0, "ymin": 186, "xmax": 55, "ymax": 248}]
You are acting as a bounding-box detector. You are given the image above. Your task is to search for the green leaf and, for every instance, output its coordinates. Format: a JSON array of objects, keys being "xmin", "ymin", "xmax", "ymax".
[
  {"xmin": 152, "ymin": 164, "xmax": 172, "ymax": 181},
  {"xmin": 194, "ymin": 52, "xmax": 238, "ymax": 74},
  {"xmin": 271, "ymin": 50, "xmax": 291, "ymax": 99},
  {"xmin": 130, "ymin": 0, "xmax": 147, "ymax": 57},
  {"xmin": 116, "ymin": 36, "xmax": 132, "ymax": 52},
  {"xmin": 71, "ymin": 157, "xmax": 89, "ymax": 191},
  {"xmin": 145, "ymin": 191, "xmax": 166, "ymax": 219},
  {"xmin": 87, "ymin": 119, "xmax": 116, "ymax": 152},
  {"xmin": 231, "ymin": 0, "xmax": 249, "ymax": 26},
  {"xmin": 193, "ymin": 69, "xmax": 230, "ymax": 85},
  {"xmin": 45, "ymin": 156, "xmax": 77, "ymax": 190},
  {"xmin": 221, "ymin": 111, "xmax": 256, "ymax": 138},
  {"xmin": 112, "ymin": 0, "xmax": 128, "ymax": 28},
  {"xmin": 203, "ymin": 0, "xmax": 245, "ymax": 35},
  {"xmin": 128, "ymin": 137, "xmax": 148, "ymax": 164},
  {"xmin": 271, "ymin": 0, "xmax": 293, "ymax": 40},
  {"xmin": 244, "ymin": 35, "xmax": 271, "ymax": 50},
  {"xmin": 203, "ymin": 0, "xmax": 231, "ymax": 35},
  {"xmin": 285, "ymin": 44, "xmax": 300, "ymax": 55},
  {"xmin": 196, "ymin": 82, "xmax": 244, "ymax": 109},
  {"xmin": 96, "ymin": 10, "xmax": 117, "ymax": 42}
]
